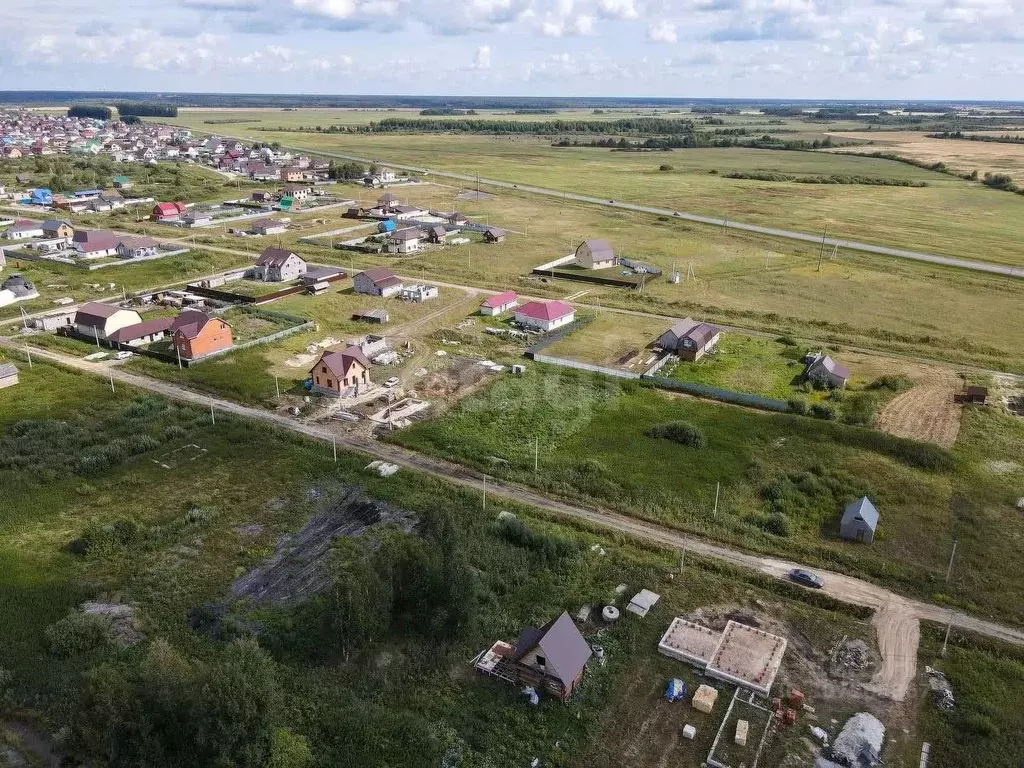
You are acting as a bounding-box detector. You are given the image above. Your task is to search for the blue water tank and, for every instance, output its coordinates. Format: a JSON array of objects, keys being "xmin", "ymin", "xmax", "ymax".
[{"xmin": 378, "ymin": 219, "xmax": 397, "ymax": 233}]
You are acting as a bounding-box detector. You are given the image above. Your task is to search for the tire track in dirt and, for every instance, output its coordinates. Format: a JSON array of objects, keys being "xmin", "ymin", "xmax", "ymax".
[{"xmin": 875, "ymin": 371, "xmax": 961, "ymax": 448}]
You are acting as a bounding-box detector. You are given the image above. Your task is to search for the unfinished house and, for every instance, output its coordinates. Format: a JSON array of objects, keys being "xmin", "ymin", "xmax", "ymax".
[
  {"xmin": 657, "ymin": 318, "xmax": 721, "ymax": 361},
  {"xmin": 574, "ymin": 239, "xmax": 618, "ymax": 270},
  {"xmin": 253, "ymin": 248, "xmax": 307, "ymax": 282},
  {"xmin": 476, "ymin": 612, "xmax": 592, "ymax": 702}
]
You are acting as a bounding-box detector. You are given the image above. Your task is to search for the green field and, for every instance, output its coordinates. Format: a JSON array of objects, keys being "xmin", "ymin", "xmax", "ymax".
[
  {"xmin": 0, "ymin": 361, "xmax": 914, "ymax": 767},
  {"xmin": 156, "ymin": 112, "xmax": 1024, "ymax": 268},
  {"xmin": 390, "ymin": 364, "xmax": 1024, "ymax": 626}
]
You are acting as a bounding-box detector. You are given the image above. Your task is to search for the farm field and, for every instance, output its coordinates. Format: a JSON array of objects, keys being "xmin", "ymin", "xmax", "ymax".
[
  {"xmin": 159, "ymin": 113, "xmax": 1024, "ymax": 267},
  {"xmin": 390, "ymin": 363, "xmax": 1024, "ymax": 626},
  {"xmin": 0, "ymin": 361, "xmax": 924, "ymax": 768}
]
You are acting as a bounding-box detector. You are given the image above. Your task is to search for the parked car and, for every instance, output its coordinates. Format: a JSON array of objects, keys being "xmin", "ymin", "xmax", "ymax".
[
  {"xmin": 788, "ymin": 569, "xmax": 824, "ymax": 589},
  {"xmin": 115, "ymin": 351, "xmax": 134, "ymax": 360},
  {"xmin": 384, "ymin": 377, "xmax": 400, "ymax": 388}
]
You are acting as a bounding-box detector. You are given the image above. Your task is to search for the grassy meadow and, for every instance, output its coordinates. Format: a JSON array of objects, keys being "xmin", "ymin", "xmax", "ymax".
[
  {"xmin": 0, "ymin": 360, "xmax": 900, "ymax": 767},
  {"xmin": 389, "ymin": 363, "xmax": 1024, "ymax": 626},
  {"xmin": 158, "ymin": 111, "xmax": 1024, "ymax": 267}
]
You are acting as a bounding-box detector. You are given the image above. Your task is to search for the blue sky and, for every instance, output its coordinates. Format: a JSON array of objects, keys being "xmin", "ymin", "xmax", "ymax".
[{"xmin": 1, "ymin": 0, "xmax": 1022, "ymax": 98}]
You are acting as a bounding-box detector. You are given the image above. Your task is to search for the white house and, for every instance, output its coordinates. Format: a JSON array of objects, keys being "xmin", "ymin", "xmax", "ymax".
[
  {"xmin": 399, "ymin": 284, "xmax": 438, "ymax": 302},
  {"xmin": 479, "ymin": 291, "xmax": 519, "ymax": 316},
  {"xmin": 514, "ymin": 301, "xmax": 576, "ymax": 332},
  {"xmin": 116, "ymin": 236, "xmax": 160, "ymax": 260},
  {"xmin": 74, "ymin": 302, "xmax": 144, "ymax": 341},
  {"xmin": 387, "ymin": 228, "xmax": 423, "ymax": 254},
  {"xmin": 253, "ymin": 248, "xmax": 307, "ymax": 282},
  {"xmin": 4, "ymin": 220, "xmax": 44, "ymax": 240}
]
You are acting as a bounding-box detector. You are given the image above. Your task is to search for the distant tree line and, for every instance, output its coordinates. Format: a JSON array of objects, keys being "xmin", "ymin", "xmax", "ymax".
[
  {"xmin": 514, "ymin": 108, "xmax": 557, "ymax": 114},
  {"xmin": 723, "ymin": 171, "xmax": 928, "ymax": 187},
  {"xmin": 927, "ymin": 131, "xmax": 1024, "ymax": 145},
  {"xmin": 419, "ymin": 108, "xmax": 478, "ymax": 116},
  {"xmin": 68, "ymin": 105, "xmax": 112, "ymax": 120},
  {"xmin": 263, "ymin": 117, "xmax": 701, "ymax": 137},
  {"xmin": 116, "ymin": 103, "xmax": 179, "ymax": 117},
  {"xmin": 554, "ymin": 134, "xmax": 838, "ymax": 151},
  {"xmin": 327, "ymin": 160, "xmax": 366, "ymax": 180}
]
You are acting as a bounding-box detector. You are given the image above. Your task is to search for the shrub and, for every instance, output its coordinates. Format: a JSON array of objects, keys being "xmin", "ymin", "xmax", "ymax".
[
  {"xmin": 868, "ymin": 375, "xmax": 914, "ymax": 393},
  {"xmin": 658, "ymin": 164, "xmax": 674, "ymax": 171},
  {"xmin": 45, "ymin": 612, "xmax": 110, "ymax": 656},
  {"xmin": 708, "ymin": 169, "xmax": 718, "ymax": 174},
  {"xmin": 810, "ymin": 403, "xmax": 836, "ymax": 420},
  {"xmin": 761, "ymin": 512, "xmax": 791, "ymax": 537},
  {"xmin": 494, "ymin": 517, "xmax": 577, "ymax": 563},
  {"xmin": 787, "ymin": 398, "xmax": 808, "ymax": 415},
  {"xmin": 647, "ymin": 421, "xmax": 706, "ymax": 448},
  {"xmin": 776, "ymin": 335, "xmax": 798, "ymax": 346},
  {"xmin": 963, "ymin": 713, "xmax": 999, "ymax": 738}
]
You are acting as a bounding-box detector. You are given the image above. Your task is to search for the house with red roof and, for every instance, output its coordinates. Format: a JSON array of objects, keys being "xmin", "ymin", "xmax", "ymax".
[
  {"xmin": 309, "ymin": 346, "xmax": 372, "ymax": 397},
  {"xmin": 170, "ymin": 310, "xmax": 233, "ymax": 360},
  {"xmin": 514, "ymin": 300, "xmax": 576, "ymax": 332},
  {"xmin": 480, "ymin": 291, "xmax": 519, "ymax": 316},
  {"xmin": 72, "ymin": 230, "xmax": 121, "ymax": 259},
  {"xmin": 151, "ymin": 202, "xmax": 187, "ymax": 222}
]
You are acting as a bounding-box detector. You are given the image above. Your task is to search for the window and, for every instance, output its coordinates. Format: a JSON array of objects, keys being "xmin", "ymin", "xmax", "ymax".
[
  {"xmin": 536, "ymin": 655, "xmax": 546, "ymax": 668},
  {"xmin": 326, "ymin": 379, "xmax": 332, "ymax": 388},
  {"xmin": 322, "ymin": 366, "xmax": 327, "ymax": 373}
]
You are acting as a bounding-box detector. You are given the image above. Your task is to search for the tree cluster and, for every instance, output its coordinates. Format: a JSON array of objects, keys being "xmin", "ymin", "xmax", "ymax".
[
  {"xmin": 68, "ymin": 105, "xmax": 112, "ymax": 120},
  {"xmin": 115, "ymin": 103, "xmax": 179, "ymax": 118}
]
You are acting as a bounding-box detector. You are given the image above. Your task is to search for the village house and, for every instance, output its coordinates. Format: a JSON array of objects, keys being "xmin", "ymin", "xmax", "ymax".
[
  {"xmin": 171, "ymin": 310, "xmax": 233, "ymax": 360},
  {"xmin": 804, "ymin": 351, "xmax": 850, "ymax": 388},
  {"xmin": 249, "ymin": 218, "xmax": 287, "ymax": 236},
  {"xmin": 479, "ymin": 291, "xmax": 519, "ymax": 316},
  {"xmin": 0, "ymin": 275, "xmax": 39, "ymax": 307},
  {"xmin": 483, "ymin": 226, "xmax": 507, "ymax": 243},
  {"xmin": 3, "ymin": 220, "xmax": 44, "ymax": 240},
  {"xmin": 353, "ymin": 309, "xmax": 389, "ymax": 324},
  {"xmin": 309, "ymin": 346, "xmax": 372, "ymax": 397},
  {"xmin": 116, "ymin": 236, "xmax": 160, "ymax": 260},
  {"xmin": 283, "ymin": 184, "xmax": 311, "ymax": 201},
  {"xmin": 182, "ymin": 211, "xmax": 214, "ymax": 227},
  {"xmin": 425, "ymin": 225, "xmax": 448, "ymax": 244},
  {"xmin": 354, "ymin": 267, "xmax": 403, "ymax": 297},
  {"xmin": 445, "ymin": 211, "xmax": 469, "ymax": 226},
  {"xmin": 41, "ymin": 219, "xmax": 74, "ymax": 242},
  {"xmin": 301, "ymin": 266, "xmax": 346, "ymax": 286},
  {"xmin": 476, "ymin": 612, "xmax": 592, "ymax": 703},
  {"xmin": 575, "ymin": 239, "xmax": 618, "ymax": 270},
  {"xmin": 253, "ymin": 248, "xmax": 307, "ymax": 282},
  {"xmin": 112, "ymin": 175, "xmax": 133, "ymax": 189},
  {"xmin": 97, "ymin": 190, "xmax": 126, "ymax": 209},
  {"xmin": 399, "ymin": 284, "xmax": 438, "ymax": 302},
  {"xmin": 514, "ymin": 300, "xmax": 576, "ymax": 333},
  {"xmin": 72, "ymin": 230, "xmax": 121, "ymax": 259},
  {"xmin": 106, "ymin": 316, "xmax": 174, "ymax": 347},
  {"xmin": 839, "ymin": 497, "xmax": 879, "ymax": 544},
  {"xmin": 386, "ymin": 228, "xmax": 423, "ymax": 254},
  {"xmin": 251, "ymin": 191, "xmax": 275, "ymax": 204},
  {"xmin": 657, "ymin": 318, "xmax": 721, "ymax": 361},
  {"xmin": 74, "ymin": 302, "xmax": 144, "ymax": 341},
  {"xmin": 249, "ymin": 165, "xmax": 281, "ymax": 182},
  {"xmin": 151, "ymin": 202, "xmax": 187, "ymax": 222},
  {"xmin": 0, "ymin": 362, "xmax": 19, "ymax": 389}
]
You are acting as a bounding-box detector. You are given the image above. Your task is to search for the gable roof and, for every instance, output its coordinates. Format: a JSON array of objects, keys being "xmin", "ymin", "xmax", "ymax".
[
  {"xmin": 171, "ymin": 310, "xmax": 226, "ymax": 340},
  {"xmin": 358, "ymin": 266, "xmax": 400, "ymax": 287},
  {"xmin": 153, "ymin": 201, "xmax": 186, "ymax": 217},
  {"xmin": 107, "ymin": 316, "xmax": 174, "ymax": 343},
  {"xmin": 41, "ymin": 219, "xmax": 72, "ymax": 231},
  {"xmin": 510, "ymin": 612, "xmax": 592, "ymax": 688},
  {"xmin": 117, "ymin": 235, "xmax": 158, "ymax": 251},
  {"xmin": 683, "ymin": 322, "xmax": 719, "ymax": 347},
  {"xmin": 75, "ymin": 301, "xmax": 128, "ymax": 326},
  {"xmin": 481, "ymin": 290, "xmax": 518, "ymax": 309},
  {"xmin": 484, "ymin": 226, "xmax": 507, "ymax": 238},
  {"xmin": 842, "ymin": 496, "xmax": 879, "ymax": 530},
  {"xmin": 578, "ymin": 239, "xmax": 615, "ymax": 261},
  {"xmin": 390, "ymin": 228, "xmax": 423, "ymax": 241},
  {"xmin": 516, "ymin": 300, "xmax": 574, "ymax": 322},
  {"xmin": 809, "ymin": 354, "xmax": 850, "ymax": 380},
  {"xmin": 73, "ymin": 229, "xmax": 121, "ymax": 252},
  {"xmin": 314, "ymin": 346, "xmax": 371, "ymax": 378},
  {"xmin": 0, "ymin": 362, "xmax": 18, "ymax": 379},
  {"xmin": 256, "ymin": 247, "xmax": 301, "ymax": 268}
]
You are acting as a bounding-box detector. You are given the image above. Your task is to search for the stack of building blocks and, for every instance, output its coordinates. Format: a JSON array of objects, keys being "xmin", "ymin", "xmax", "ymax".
[
  {"xmin": 681, "ymin": 724, "xmax": 697, "ymax": 740},
  {"xmin": 782, "ymin": 708, "xmax": 797, "ymax": 726},
  {"xmin": 735, "ymin": 719, "xmax": 749, "ymax": 747},
  {"xmin": 789, "ymin": 689, "xmax": 805, "ymax": 708},
  {"xmin": 692, "ymin": 684, "xmax": 719, "ymax": 714}
]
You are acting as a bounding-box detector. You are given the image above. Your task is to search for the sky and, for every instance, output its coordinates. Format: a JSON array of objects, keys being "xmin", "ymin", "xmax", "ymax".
[{"xmin": 0, "ymin": 0, "xmax": 1022, "ymax": 99}]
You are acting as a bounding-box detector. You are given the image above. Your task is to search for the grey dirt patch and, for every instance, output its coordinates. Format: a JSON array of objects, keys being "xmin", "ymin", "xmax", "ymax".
[{"xmin": 229, "ymin": 487, "xmax": 417, "ymax": 606}]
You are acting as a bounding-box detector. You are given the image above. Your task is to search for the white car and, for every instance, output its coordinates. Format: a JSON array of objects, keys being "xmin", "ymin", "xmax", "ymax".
[
  {"xmin": 384, "ymin": 377, "xmax": 400, "ymax": 388},
  {"xmin": 115, "ymin": 351, "xmax": 134, "ymax": 360}
]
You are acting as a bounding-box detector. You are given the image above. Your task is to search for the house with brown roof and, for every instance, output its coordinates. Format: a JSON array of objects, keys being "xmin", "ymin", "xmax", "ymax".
[
  {"xmin": 309, "ymin": 346, "xmax": 372, "ymax": 397},
  {"xmin": 575, "ymin": 239, "xmax": 618, "ymax": 270},
  {"xmin": 353, "ymin": 267, "xmax": 403, "ymax": 297},
  {"xmin": 386, "ymin": 228, "xmax": 423, "ymax": 254},
  {"xmin": 657, "ymin": 318, "xmax": 721, "ymax": 361},
  {"xmin": 483, "ymin": 226, "xmax": 507, "ymax": 243},
  {"xmin": 116, "ymin": 236, "xmax": 160, "ymax": 260},
  {"xmin": 106, "ymin": 316, "xmax": 174, "ymax": 346},
  {"xmin": 72, "ymin": 230, "xmax": 121, "ymax": 259},
  {"xmin": 170, "ymin": 310, "xmax": 233, "ymax": 360},
  {"xmin": 74, "ymin": 302, "xmax": 144, "ymax": 341},
  {"xmin": 253, "ymin": 248, "xmax": 307, "ymax": 282},
  {"xmin": 475, "ymin": 612, "xmax": 592, "ymax": 702},
  {"xmin": 804, "ymin": 352, "xmax": 850, "ymax": 389}
]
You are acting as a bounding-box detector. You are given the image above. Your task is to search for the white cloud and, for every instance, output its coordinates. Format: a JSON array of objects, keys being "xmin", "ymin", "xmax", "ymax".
[
  {"xmin": 597, "ymin": 0, "xmax": 639, "ymax": 20},
  {"xmin": 290, "ymin": 0, "xmax": 357, "ymax": 18},
  {"xmin": 648, "ymin": 19, "xmax": 678, "ymax": 42},
  {"xmin": 473, "ymin": 44, "xmax": 492, "ymax": 69}
]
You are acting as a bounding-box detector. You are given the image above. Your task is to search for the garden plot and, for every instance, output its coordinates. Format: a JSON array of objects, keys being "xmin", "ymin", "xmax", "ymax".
[{"xmin": 542, "ymin": 312, "xmax": 666, "ymax": 371}]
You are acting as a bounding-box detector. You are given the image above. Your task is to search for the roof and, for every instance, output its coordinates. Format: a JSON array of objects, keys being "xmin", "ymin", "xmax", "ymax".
[
  {"xmin": 9, "ymin": 220, "xmax": 42, "ymax": 232},
  {"xmin": 378, "ymin": 192, "xmax": 399, "ymax": 204},
  {"xmin": 75, "ymin": 301, "xmax": 127, "ymax": 326},
  {"xmin": 118, "ymin": 236, "xmax": 158, "ymax": 250},
  {"xmin": 107, "ymin": 316, "xmax": 174, "ymax": 343},
  {"xmin": 303, "ymin": 266, "xmax": 345, "ymax": 281},
  {"xmin": 484, "ymin": 226, "xmax": 507, "ymax": 238},
  {"xmin": 0, "ymin": 363, "xmax": 19, "ymax": 379},
  {"xmin": 510, "ymin": 612, "xmax": 592, "ymax": 688},
  {"xmin": 390, "ymin": 228, "xmax": 423, "ymax": 241},
  {"xmin": 810, "ymin": 354, "xmax": 851, "ymax": 380},
  {"xmin": 516, "ymin": 300, "xmax": 575, "ymax": 322},
  {"xmin": 578, "ymin": 239, "xmax": 615, "ymax": 261},
  {"xmin": 250, "ymin": 218, "xmax": 282, "ymax": 230},
  {"xmin": 358, "ymin": 266, "xmax": 400, "ymax": 287},
  {"xmin": 41, "ymin": 219, "xmax": 72, "ymax": 231},
  {"xmin": 354, "ymin": 308, "xmax": 389, "ymax": 320},
  {"xmin": 314, "ymin": 346, "xmax": 372, "ymax": 377},
  {"xmin": 481, "ymin": 290, "xmax": 518, "ymax": 309},
  {"xmin": 842, "ymin": 497, "xmax": 879, "ymax": 530},
  {"xmin": 153, "ymin": 202, "xmax": 185, "ymax": 216},
  {"xmin": 73, "ymin": 230, "xmax": 121, "ymax": 252},
  {"xmin": 171, "ymin": 309, "xmax": 223, "ymax": 340},
  {"xmin": 256, "ymin": 247, "xmax": 301, "ymax": 268},
  {"xmin": 684, "ymin": 322, "xmax": 719, "ymax": 347}
]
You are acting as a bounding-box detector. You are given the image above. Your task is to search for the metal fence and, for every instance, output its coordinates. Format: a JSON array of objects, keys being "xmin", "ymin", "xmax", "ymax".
[
  {"xmin": 530, "ymin": 353, "xmax": 641, "ymax": 379},
  {"xmin": 524, "ymin": 316, "xmax": 594, "ymax": 357},
  {"xmin": 641, "ymin": 374, "xmax": 791, "ymax": 412}
]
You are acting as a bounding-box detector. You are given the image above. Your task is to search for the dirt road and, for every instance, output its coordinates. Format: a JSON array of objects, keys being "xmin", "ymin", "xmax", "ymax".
[{"xmin": 7, "ymin": 342, "xmax": 1024, "ymax": 702}]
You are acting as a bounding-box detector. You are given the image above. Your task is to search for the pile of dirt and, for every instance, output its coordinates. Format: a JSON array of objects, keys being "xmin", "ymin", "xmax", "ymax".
[
  {"xmin": 831, "ymin": 638, "xmax": 871, "ymax": 676},
  {"xmin": 925, "ymin": 666, "xmax": 956, "ymax": 711},
  {"xmin": 418, "ymin": 360, "xmax": 490, "ymax": 399},
  {"xmin": 81, "ymin": 602, "xmax": 144, "ymax": 646},
  {"xmin": 816, "ymin": 712, "xmax": 885, "ymax": 768}
]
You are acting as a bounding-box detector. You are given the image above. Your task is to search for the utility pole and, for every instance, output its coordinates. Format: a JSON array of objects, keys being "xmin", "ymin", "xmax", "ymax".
[
  {"xmin": 24, "ymin": 345, "xmax": 32, "ymax": 368},
  {"xmin": 679, "ymin": 545, "xmax": 685, "ymax": 574},
  {"xmin": 210, "ymin": 402, "xmax": 216, "ymax": 425},
  {"xmin": 93, "ymin": 325, "xmax": 100, "ymax": 349},
  {"xmin": 108, "ymin": 368, "xmax": 115, "ymax": 394},
  {"xmin": 713, "ymin": 481, "xmax": 720, "ymax": 517},
  {"xmin": 945, "ymin": 538, "xmax": 958, "ymax": 583},
  {"xmin": 275, "ymin": 374, "xmax": 281, "ymax": 399},
  {"xmin": 941, "ymin": 609, "xmax": 955, "ymax": 657},
  {"xmin": 176, "ymin": 344, "xmax": 182, "ymax": 370},
  {"xmin": 333, "ymin": 436, "xmax": 337, "ymax": 462},
  {"xmin": 534, "ymin": 436, "xmax": 539, "ymax": 473},
  {"xmin": 816, "ymin": 223, "xmax": 830, "ymax": 272},
  {"xmin": 482, "ymin": 477, "xmax": 487, "ymax": 511}
]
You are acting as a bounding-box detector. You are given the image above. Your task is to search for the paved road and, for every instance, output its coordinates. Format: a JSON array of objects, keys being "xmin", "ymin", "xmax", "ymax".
[
  {"xmin": 9, "ymin": 341, "xmax": 1024, "ymax": 702},
  {"xmin": 255, "ymin": 140, "xmax": 1024, "ymax": 279}
]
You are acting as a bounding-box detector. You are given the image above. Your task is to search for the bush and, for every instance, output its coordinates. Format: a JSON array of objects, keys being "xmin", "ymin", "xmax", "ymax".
[
  {"xmin": 776, "ymin": 335, "xmax": 798, "ymax": 347},
  {"xmin": 45, "ymin": 612, "xmax": 110, "ymax": 656},
  {"xmin": 647, "ymin": 421, "xmax": 706, "ymax": 448},
  {"xmin": 658, "ymin": 164, "xmax": 674, "ymax": 171},
  {"xmin": 810, "ymin": 403, "xmax": 836, "ymax": 420},
  {"xmin": 495, "ymin": 516, "xmax": 578, "ymax": 563},
  {"xmin": 761, "ymin": 512, "xmax": 791, "ymax": 537},
  {"xmin": 868, "ymin": 375, "xmax": 914, "ymax": 393},
  {"xmin": 963, "ymin": 713, "xmax": 999, "ymax": 738},
  {"xmin": 787, "ymin": 398, "xmax": 807, "ymax": 415}
]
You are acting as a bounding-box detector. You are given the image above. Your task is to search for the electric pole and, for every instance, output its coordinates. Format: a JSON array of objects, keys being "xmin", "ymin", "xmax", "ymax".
[{"xmin": 817, "ymin": 224, "xmax": 830, "ymax": 272}]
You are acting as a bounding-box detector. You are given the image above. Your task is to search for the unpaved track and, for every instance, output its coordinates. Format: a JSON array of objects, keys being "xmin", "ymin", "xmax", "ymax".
[
  {"xmin": 8, "ymin": 342, "xmax": 1024, "ymax": 702},
  {"xmin": 875, "ymin": 370, "xmax": 961, "ymax": 448}
]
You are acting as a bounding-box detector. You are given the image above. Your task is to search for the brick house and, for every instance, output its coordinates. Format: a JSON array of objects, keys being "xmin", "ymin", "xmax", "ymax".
[
  {"xmin": 309, "ymin": 346, "xmax": 372, "ymax": 397},
  {"xmin": 170, "ymin": 310, "xmax": 233, "ymax": 360}
]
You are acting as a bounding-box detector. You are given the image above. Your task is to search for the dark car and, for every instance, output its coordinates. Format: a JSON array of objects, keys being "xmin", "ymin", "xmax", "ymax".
[{"xmin": 789, "ymin": 569, "xmax": 824, "ymax": 589}]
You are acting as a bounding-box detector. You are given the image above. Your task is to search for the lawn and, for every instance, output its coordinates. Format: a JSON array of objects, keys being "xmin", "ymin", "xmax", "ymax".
[
  {"xmin": 665, "ymin": 334, "xmax": 804, "ymax": 399},
  {"xmin": 160, "ymin": 113, "xmax": 1024, "ymax": 268},
  {"xmin": 0, "ymin": 359, "xmax": 920, "ymax": 768},
  {"xmin": 390, "ymin": 363, "xmax": 1024, "ymax": 626},
  {"xmin": 541, "ymin": 311, "xmax": 665, "ymax": 369}
]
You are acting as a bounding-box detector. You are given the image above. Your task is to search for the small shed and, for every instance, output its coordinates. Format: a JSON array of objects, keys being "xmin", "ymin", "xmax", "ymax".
[
  {"xmin": 0, "ymin": 362, "xmax": 19, "ymax": 389},
  {"xmin": 840, "ymin": 497, "xmax": 878, "ymax": 544},
  {"xmin": 954, "ymin": 386, "xmax": 988, "ymax": 404}
]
